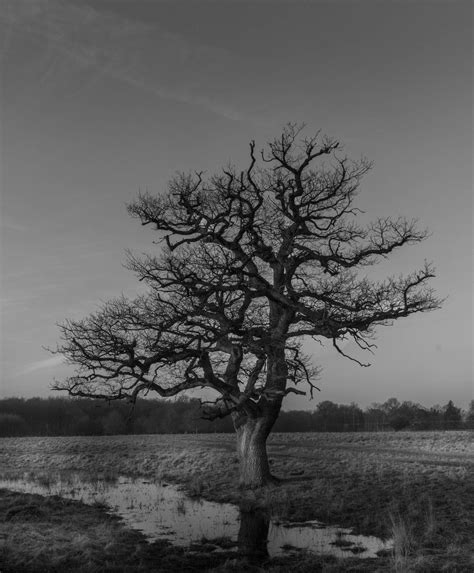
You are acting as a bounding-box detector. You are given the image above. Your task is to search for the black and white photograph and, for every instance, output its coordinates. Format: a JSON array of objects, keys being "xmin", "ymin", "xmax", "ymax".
[{"xmin": 0, "ymin": 1, "xmax": 472, "ymax": 571}]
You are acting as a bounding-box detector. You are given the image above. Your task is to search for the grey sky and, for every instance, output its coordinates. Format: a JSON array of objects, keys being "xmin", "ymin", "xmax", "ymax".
[{"xmin": 0, "ymin": 0, "xmax": 472, "ymax": 408}]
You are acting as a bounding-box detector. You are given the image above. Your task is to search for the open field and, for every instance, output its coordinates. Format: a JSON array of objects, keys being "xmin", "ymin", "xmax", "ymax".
[{"xmin": 1, "ymin": 431, "xmax": 473, "ymax": 572}]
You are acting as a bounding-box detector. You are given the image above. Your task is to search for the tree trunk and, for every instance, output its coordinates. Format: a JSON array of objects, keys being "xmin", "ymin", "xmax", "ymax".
[
  {"xmin": 233, "ymin": 346, "xmax": 286, "ymax": 488},
  {"xmin": 233, "ymin": 397, "xmax": 282, "ymax": 488},
  {"xmin": 235, "ymin": 418, "xmax": 273, "ymax": 488}
]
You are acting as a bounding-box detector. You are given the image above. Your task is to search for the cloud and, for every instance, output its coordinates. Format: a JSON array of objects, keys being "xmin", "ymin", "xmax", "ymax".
[
  {"xmin": 1, "ymin": 0, "xmax": 246, "ymax": 121},
  {"xmin": 17, "ymin": 355, "xmax": 65, "ymax": 375}
]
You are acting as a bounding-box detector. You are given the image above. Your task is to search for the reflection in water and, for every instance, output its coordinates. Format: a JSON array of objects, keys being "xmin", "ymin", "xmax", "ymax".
[
  {"xmin": 238, "ymin": 511, "xmax": 269, "ymax": 557},
  {"xmin": 0, "ymin": 474, "xmax": 392, "ymax": 559}
]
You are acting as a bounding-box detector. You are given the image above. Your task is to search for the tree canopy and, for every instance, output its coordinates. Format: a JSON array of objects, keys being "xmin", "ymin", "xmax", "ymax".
[{"xmin": 53, "ymin": 125, "xmax": 441, "ymax": 424}]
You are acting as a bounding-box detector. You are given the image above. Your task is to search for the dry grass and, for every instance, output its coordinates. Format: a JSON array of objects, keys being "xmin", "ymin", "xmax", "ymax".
[
  {"xmin": 0, "ymin": 489, "xmax": 147, "ymax": 572},
  {"xmin": 0, "ymin": 489, "xmax": 383, "ymax": 573},
  {"xmin": 389, "ymin": 512, "xmax": 412, "ymax": 572},
  {"xmin": 0, "ymin": 489, "xmax": 244, "ymax": 573},
  {"xmin": 1, "ymin": 430, "xmax": 473, "ymax": 571}
]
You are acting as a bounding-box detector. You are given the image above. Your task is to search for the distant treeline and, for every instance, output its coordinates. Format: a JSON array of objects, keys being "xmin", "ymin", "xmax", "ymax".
[{"xmin": 0, "ymin": 396, "xmax": 472, "ymax": 437}]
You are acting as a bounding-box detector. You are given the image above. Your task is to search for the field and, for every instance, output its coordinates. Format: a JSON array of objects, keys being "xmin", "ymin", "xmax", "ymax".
[{"xmin": 0, "ymin": 431, "xmax": 473, "ymax": 572}]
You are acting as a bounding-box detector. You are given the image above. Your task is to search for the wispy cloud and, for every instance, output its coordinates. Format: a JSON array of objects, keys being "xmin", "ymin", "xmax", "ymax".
[
  {"xmin": 16, "ymin": 355, "xmax": 65, "ymax": 375},
  {"xmin": 1, "ymin": 0, "xmax": 247, "ymax": 121}
]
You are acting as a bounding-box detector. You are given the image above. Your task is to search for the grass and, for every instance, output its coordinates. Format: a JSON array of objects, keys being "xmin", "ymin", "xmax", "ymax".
[
  {"xmin": 389, "ymin": 512, "xmax": 412, "ymax": 572},
  {"xmin": 0, "ymin": 489, "xmax": 246, "ymax": 573},
  {"xmin": 0, "ymin": 488, "xmax": 152, "ymax": 572},
  {"xmin": 0, "ymin": 431, "xmax": 473, "ymax": 571},
  {"xmin": 0, "ymin": 489, "xmax": 382, "ymax": 573}
]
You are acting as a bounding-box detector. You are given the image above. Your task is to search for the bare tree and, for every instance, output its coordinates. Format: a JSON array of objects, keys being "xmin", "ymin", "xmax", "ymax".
[{"xmin": 53, "ymin": 125, "xmax": 441, "ymax": 487}]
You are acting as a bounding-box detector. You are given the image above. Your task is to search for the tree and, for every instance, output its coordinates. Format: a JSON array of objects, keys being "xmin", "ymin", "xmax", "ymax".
[
  {"xmin": 466, "ymin": 400, "xmax": 474, "ymax": 427},
  {"xmin": 315, "ymin": 400, "xmax": 342, "ymax": 432},
  {"xmin": 0, "ymin": 413, "xmax": 28, "ymax": 437},
  {"xmin": 52, "ymin": 125, "xmax": 441, "ymax": 487},
  {"xmin": 381, "ymin": 397, "xmax": 401, "ymax": 415},
  {"xmin": 443, "ymin": 400, "xmax": 462, "ymax": 429},
  {"xmin": 383, "ymin": 398, "xmax": 416, "ymax": 431},
  {"xmin": 102, "ymin": 410, "xmax": 127, "ymax": 435},
  {"xmin": 389, "ymin": 414, "xmax": 411, "ymax": 431}
]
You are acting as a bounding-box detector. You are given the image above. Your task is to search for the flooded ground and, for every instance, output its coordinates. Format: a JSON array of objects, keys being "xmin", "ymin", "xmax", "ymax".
[{"xmin": 0, "ymin": 473, "xmax": 392, "ymax": 559}]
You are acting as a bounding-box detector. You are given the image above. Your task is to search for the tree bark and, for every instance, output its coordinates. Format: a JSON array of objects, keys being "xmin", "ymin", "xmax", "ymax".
[
  {"xmin": 233, "ymin": 347, "xmax": 286, "ymax": 488},
  {"xmin": 233, "ymin": 399, "xmax": 282, "ymax": 487},
  {"xmin": 235, "ymin": 417, "xmax": 275, "ymax": 488}
]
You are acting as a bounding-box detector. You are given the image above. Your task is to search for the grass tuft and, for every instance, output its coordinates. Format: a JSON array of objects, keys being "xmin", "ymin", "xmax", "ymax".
[{"xmin": 389, "ymin": 511, "xmax": 413, "ymax": 572}]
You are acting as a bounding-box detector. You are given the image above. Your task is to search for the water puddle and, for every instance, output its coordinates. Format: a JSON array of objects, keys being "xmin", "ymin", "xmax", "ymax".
[{"xmin": 0, "ymin": 473, "xmax": 392, "ymax": 559}]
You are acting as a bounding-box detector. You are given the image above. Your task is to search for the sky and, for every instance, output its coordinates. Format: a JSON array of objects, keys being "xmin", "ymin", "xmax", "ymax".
[{"xmin": 0, "ymin": 0, "xmax": 472, "ymax": 409}]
